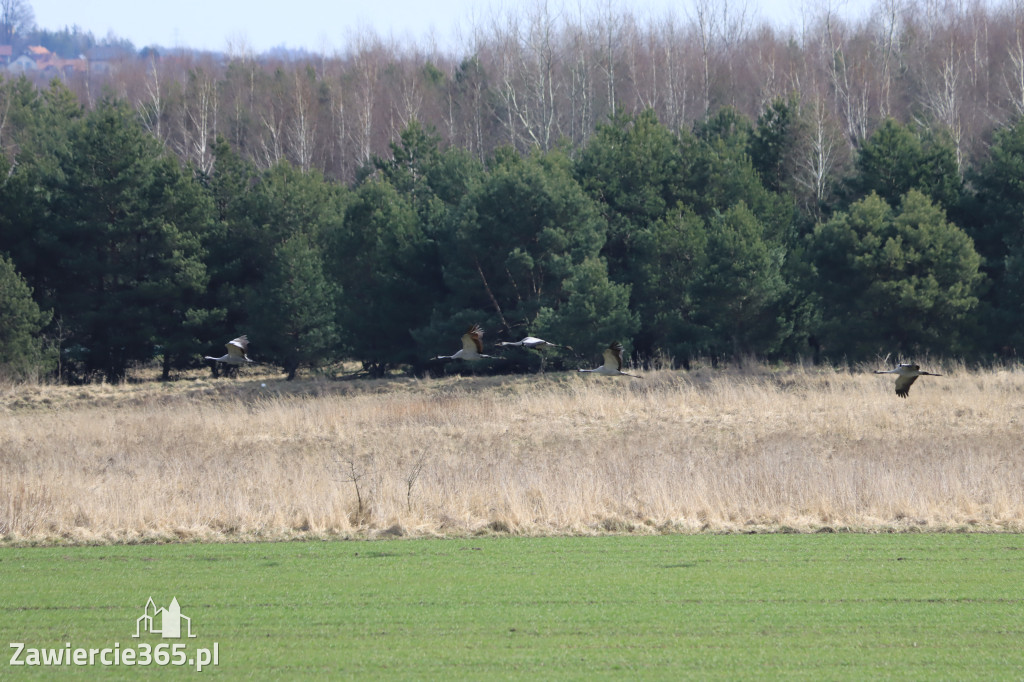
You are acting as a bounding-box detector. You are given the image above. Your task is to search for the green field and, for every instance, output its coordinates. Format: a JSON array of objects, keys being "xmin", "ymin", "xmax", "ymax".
[{"xmin": 2, "ymin": 534, "xmax": 1023, "ymax": 679}]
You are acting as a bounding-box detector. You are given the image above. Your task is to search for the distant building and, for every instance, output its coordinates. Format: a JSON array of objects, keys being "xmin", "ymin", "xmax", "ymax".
[
  {"xmin": 86, "ymin": 46, "xmax": 130, "ymax": 76},
  {"xmin": 42, "ymin": 57, "xmax": 86, "ymax": 77},
  {"xmin": 0, "ymin": 45, "xmax": 12, "ymax": 66},
  {"xmin": 7, "ymin": 54, "xmax": 36, "ymax": 73},
  {"xmin": 5, "ymin": 46, "xmax": 86, "ymax": 77},
  {"xmin": 26, "ymin": 45, "xmax": 51, "ymax": 59}
]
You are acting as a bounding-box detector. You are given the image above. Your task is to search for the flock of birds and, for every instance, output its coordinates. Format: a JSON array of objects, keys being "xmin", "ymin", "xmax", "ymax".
[
  {"xmin": 205, "ymin": 327, "xmax": 940, "ymax": 397},
  {"xmin": 430, "ymin": 324, "xmax": 640, "ymax": 377}
]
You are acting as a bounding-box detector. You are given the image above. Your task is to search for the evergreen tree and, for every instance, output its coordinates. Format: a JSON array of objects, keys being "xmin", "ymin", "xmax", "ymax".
[
  {"xmin": 349, "ymin": 122, "xmax": 478, "ymax": 373},
  {"xmin": 807, "ymin": 191, "xmax": 983, "ymax": 358},
  {"xmin": 330, "ymin": 177, "xmax": 435, "ymax": 376},
  {"xmin": 250, "ymin": 232, "xmax": 340, "ymax": 380},
  {"xmin": 691, "ymin": 203, "xmax": 790, "ymax": 359},
  {"xmin": 425, "ymin": 147, "xmax": 630, "ymax": 364},
  {"xmin": 224, "ymin": 159, "xmax": 346, "ymax": 374},
  {"xmin": 0, "ymin": 79, "xmax": 82, "ymax": 290},
  {"xmin": 575, "ymin": 107, "xmax": 797, "ymax": 362},
  {"xmin": 963, "ymin": 118, "xmax": 1024, "ymax": 354},
  {"xmin": 373, "ymin": 119, "xmax": 477, "ymax": 224},
  {"xmin": 574, "ymin": 110, "xmax": 685, "ymax": 274},
  {"xmin": 200, "ymin": 136, "xmax": 261, "ymax": 350},
  {"xmin": 0, "ymin": 254, "xmax": 53, "ymax": 379},
  {"xmin": 686, "ymin": 109, "xmax": 798, "ymax": 359},
  {"xmin": 626, "ymin": 207, "xmax": 708, "ymax": 362},
  {"xmin": 532, "ymin": 257, "xmax": 639, "ymax": 358},
  {"xmin": 688, "ymin": 107, "xmax": 795, "ymax": 245},
  {"xmin": 6, "ymin": 97, "xmax": 210, "ymax": 382},
  {"xmin": 848, "ymin": 119, "xmax": 962, "ymax": 212},
  {"xmin": 750, "ymin": 94, "xmax": 806, "ymax": 196}
]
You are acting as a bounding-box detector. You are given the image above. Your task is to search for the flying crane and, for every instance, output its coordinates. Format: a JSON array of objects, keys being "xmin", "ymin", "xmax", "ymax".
[
  {"xmin": 874, "ymin": 363, "xmax": 941, "ymax": 398},
  {"xmin": 204, "ymin": 335, "xmax": 253, "ymax": 365},
  {"xmin": 578, "ymin": 341, "xmax": 640, "ymax": 378},
  {"xmin": 498, "ymin": 336, "xmax": 572, "ymax": 373},
  {"xmin": 433, "ymin": 324, "xmax": 494, "ymax": 361},
  {"xmin": 498, "ymin": 336, "xmax": 567, "ymax": 350}
]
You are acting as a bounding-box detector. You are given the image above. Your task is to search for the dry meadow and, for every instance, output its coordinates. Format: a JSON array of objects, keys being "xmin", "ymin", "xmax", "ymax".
[{"xmin": 2, "ymin": 362, "xmax": 1023, "ymax": 544}]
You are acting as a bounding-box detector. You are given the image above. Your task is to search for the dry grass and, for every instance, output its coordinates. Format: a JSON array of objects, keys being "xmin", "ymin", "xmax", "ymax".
[{"xmin": 2, "ymin": 362, "xmax": 1024, "ymax": 544}]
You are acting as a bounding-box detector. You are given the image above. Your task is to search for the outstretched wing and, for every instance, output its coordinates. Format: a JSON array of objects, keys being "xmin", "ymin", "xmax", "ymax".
[
  {"xmin": 226, "ymin": 335, "xmax": 249, "ymax": 358},
  {"xmin": 894, "ymin": 374, "xmax": 918, "ymax": 398},
  {"xmin": 604, "ymin": 342, "xmax": 624, "ymax": 371},
  {"xmin": 461, "ymin": 325, "xmax": 484, "ymax": 354}
]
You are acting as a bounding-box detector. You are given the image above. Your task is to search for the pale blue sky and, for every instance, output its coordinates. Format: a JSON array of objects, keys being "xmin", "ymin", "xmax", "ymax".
[{"xmin": 29, "ymin": 0, "xmax": 877, "ymax": 54}]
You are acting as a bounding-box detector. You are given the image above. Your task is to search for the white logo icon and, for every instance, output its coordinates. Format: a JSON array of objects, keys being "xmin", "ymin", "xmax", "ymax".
[{"xmin": 133, "ymin": 597, "xmax": 196, "ymax": 639}]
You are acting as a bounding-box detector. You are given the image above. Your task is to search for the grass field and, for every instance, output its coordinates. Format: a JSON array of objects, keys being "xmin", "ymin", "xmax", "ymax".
[
  {"xmin": 3, "ymin": 362, "xmax": 1024, "ymax": 542},
  {"xmin": 2, "ymin": 365, "xmax": 1024, "ymax": 678},
  {"xmin": 2, "ymin": 534, "xmax": 1023, "ymax": 679}
]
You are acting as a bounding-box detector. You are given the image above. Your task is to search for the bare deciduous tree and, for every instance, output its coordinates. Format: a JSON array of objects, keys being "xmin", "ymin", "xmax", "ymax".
[
  {"xmin": 11, "ymin": 0, "xmax": 1024, "ymax": 190},
  {"xmin": 692, "ymin": 0, "xmax": 717, "ymax": 118},
  {"xmin": 330, "ymin": 82, "xmax": 354, "ymax": 182},
  {"xmin": 350, "ymin": 38, "xmax": 380, "ymax": 165},
  {"xmin": 0, "ymin": 69, "xmax": 12, "ymax": 159},
  {"xmin": 0, "ymin": 0, "xmax": 33, "ymax": 45},
  {"xmin": 286, "ymin": 69, "xmax": 317, "ymax": 172},
  {"xmin": 178, "ymin": 67, "xmax": 219, "ymax": 175},
  {"xmin": 565, "ymin": 10, "xmax": 595, "ymax": 146},
  {"xmin": 520, "ymin": 0, "xmax": 561, "ymax": 149},
  {"xmin": 657, "ymin": 11, "xmax": 690, "ymax": 133},
  {"xmin": 794, "ymin": 92, "xmax": 845, "ymax": 217},
  {"xmin": 138, "ymin": 57, "xmax": 165, "ymax": 144},
  {"xmin": 1006, "ymin": 26, "xmax": 1024, "ymax": 116},
  {"xmin": 594, "ymin": 0, "xmax": 623, "ymax": 117},
  {"xmin": 875, "ymin": 0, "xmax": 903, "ymax": 120},
  {"xmin": 817, "ymin": 5, "xmax": 870, "ymax": 146},
  {"xmin": 920, "ymin": 44, "xmax": 964, "ymax": 168}
]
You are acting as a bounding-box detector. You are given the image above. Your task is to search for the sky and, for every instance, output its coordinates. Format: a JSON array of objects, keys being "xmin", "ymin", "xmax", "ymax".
[{"xmin": 28, "ymin": 0, "xmax": 877, "ymax": 55}]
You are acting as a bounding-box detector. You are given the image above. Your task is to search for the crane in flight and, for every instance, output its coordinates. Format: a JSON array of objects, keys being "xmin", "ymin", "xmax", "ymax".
[
  {"xmin": 874, "ymin": 363, "xmax": 941, "ymax": 398},
  {"xmin": 434, "ymin": 324, "xmax": 494, "ymax": 361},
  {"xmin": 578, "ymin": 341, "xmax": 640, "ymax": 378},
  {"xmin": 204, "ymin": 335, "xmax": 254, "ymax": 365},
  {"xmin": 498, "ymin": 336, "xmax": 569, "ymax": 351},
  {"xmin": 498, "ymin": 336, "xmax": 571, "ymax": 373}
]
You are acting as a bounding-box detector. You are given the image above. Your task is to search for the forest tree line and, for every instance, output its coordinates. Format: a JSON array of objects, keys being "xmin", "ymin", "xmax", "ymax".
[{"xmin": 2, "ymin": 1, "xmax": 1024, "ymax": 381}]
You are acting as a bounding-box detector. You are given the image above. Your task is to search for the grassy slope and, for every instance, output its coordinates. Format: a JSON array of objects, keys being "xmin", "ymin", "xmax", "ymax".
[{"xmin": 2, "ymin": 534, "xmax": 1023, "ymax": 679}]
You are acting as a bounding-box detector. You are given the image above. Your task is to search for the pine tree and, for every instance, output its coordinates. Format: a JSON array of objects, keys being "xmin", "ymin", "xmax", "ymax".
[
  {"xmin": 250, "ymin": 233, "xmax": 340, "ymax": 380},
  {"xmin": 425, "ymin": 148, "xmax": 627, "ymax": 364},
  {"xmin": 8, "ymin": 97, "xmax": 210, "ymax": 382},
  {"xmin": 0, "ymin": 254, "xmax": 53, "ymax": 379},
  {"xmin": 330, "ymin": 177, "xmax": 433, "ymax": 376},
  {"xmin": 963, "ymin": 118, "xmax": 1024, "ymax": 354},
  {"xmin": 848, "ymin": 119, "xmax": 962, "ymax": 212},
  {"xmin": 691, "ymin": 203, "xmax": 790, "ymax": 359},
  {"xmin": 808, "ymin": 191, "xmax": 983, "ymax": 358}
]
